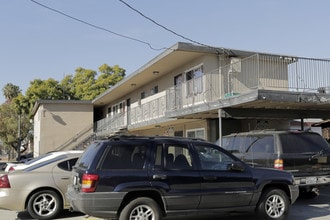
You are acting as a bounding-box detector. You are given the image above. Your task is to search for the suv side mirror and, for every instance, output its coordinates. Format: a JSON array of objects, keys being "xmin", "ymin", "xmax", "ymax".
[{"xmin": 230, "ymin": 161, "xmax": 245, "ymax": 172}]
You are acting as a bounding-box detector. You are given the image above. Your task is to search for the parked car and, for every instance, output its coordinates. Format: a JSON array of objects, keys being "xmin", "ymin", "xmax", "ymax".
[
  {"xmin": 5, "ymin": 150, "xmax": 76, "ymax": 172},
  {"xmin": 220, "ymin": 130, "xmax": 330, "ymax": 198},
  {"xmin": 67, "ymin": 136, "xmax": 299, "ymax": 220},
  {"xmin": 0, "ymin": 150, "xmax": 83, "ymax": 220}
]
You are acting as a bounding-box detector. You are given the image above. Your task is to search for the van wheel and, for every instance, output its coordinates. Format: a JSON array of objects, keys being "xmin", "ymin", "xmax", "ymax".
[
  {"xmin": 119, "ymin": 197, "xmax": 162, "ymax": 220},
  {"xmin": 256, "ymin": 188, "xmax": 289, "ymax": 220}
]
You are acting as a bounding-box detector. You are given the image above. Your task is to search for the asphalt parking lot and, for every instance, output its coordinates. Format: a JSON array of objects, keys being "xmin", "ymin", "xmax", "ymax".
[{"xmin": 1, "ymin": 186, "xmax": 329, "ymax": 220}]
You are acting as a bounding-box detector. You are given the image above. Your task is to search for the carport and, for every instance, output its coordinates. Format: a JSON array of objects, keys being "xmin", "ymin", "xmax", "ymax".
[{"xmin": 217, "ymin": 89, "xmax": 330, "ymax": 139}]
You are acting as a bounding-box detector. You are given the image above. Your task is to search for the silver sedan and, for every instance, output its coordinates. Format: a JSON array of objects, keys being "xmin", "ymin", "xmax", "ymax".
[{"xmin": 0, "ymin": 150, "xmax": 83, "ymax": 220}]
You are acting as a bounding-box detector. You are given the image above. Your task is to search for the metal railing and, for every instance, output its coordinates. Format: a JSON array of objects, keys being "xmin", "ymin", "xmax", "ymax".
[
  {"xmin": 223, "ymin": 54, "xmax": 330, "ymax": 97},
  {"xmin": 130, "ymin": 91, "xmax": 167, "ymax": 125},
  {"xmin": 95, "ymin": 111, "xmax": 127, "ymax": 137}
]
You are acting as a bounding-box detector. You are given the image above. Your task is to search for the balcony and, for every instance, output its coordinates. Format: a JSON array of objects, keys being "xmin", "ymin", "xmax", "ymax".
[{"xmin": 95, "ymin": 54, "xmax": 330, "ymax": 136}]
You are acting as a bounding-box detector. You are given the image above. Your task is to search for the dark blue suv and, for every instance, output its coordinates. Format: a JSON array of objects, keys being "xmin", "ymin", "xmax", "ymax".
[{"xmin": 67, "ymin": 136, "xmax": 299, "ymax": 220}]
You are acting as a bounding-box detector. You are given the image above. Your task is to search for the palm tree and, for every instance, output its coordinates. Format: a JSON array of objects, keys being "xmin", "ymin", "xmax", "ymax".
[{"xmin": 2, "ymin": 83, "xmax": 21, "ymax": 103}]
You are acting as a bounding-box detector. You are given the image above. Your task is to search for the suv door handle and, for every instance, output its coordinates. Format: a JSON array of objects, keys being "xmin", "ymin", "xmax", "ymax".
[
  {"xmin": 153, "ymin": 174, "xmax": 167, "ymax": 180},
  {"xmin": 203, "ymin": 175, "xmax": 217, "ymax": 180}
]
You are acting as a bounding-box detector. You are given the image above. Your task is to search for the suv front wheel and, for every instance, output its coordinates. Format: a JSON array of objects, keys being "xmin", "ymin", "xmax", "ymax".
[
  {"xmin": 256, "ymin": 188, "xmax": 290, "ymax": 220},
  {"xmin": 120, "ymin": 197, "xmax": 162, "ymax": 220}
]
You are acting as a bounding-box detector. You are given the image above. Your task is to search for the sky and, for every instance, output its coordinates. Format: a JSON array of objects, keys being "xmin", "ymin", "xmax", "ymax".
[{"xmin": 1, "ymin": 0, "xmax": 330, "ymax": 104}]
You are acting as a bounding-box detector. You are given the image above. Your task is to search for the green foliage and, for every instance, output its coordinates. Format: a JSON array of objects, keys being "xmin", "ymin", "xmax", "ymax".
[
  {"xmin": 17, "ymin": 63, "xmax": 125, "ymax": 115},
  {"xmin": 59, "ymin": 64, "xmax": 126, "ymax": 100},
  {"xmin": 0, "ymin": 102, "xmax": 31, "ymax": 154},
  {"xmin": 0, "ymin": 63, "xmax": 125, "ymax": 156},
  {"xmin": 2, "ymin": 83, "xmax": 21, "ymax": 102}
]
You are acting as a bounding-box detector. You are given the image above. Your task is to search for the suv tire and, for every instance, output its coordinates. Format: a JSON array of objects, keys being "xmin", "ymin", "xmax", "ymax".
[
  {"xmin": 256, "ymin": 188, "xmax": 289, "ymax": 220},
  {"xmin": 119, "ymin": 197, "xmax": 162, "ymax": 220}
]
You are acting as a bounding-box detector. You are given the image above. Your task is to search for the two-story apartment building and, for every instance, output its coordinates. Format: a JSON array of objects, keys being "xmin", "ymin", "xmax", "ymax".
[{"xmin": 92, "ymin": 42, "xmax": 330, "ymax": 143}]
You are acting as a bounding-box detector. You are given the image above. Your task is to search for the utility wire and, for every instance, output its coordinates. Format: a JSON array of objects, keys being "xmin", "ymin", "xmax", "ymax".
[
  {"xmin": 118, "ymin": 0, "xmax": 211, "ymax": 48},
  {"xmin": 29, "ymin": 0, "xmax": 167, "ymax": 51}
]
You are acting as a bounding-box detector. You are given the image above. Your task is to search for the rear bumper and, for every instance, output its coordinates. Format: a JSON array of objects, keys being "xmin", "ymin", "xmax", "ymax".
[
  {"xmin": 294, "ymin": 175, "xmax": 330, "ymax": 187},
  {"xmin": 66, "ymin": 186, "xmax": 126, "ymax": 219},
  {"xmin": 0, "ymin": 188, "xmax": 25, "ymax": 211}
]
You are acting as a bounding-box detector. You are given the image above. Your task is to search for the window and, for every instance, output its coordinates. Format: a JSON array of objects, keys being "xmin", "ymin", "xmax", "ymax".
[
  {"xmin": 195, "ymin": 144, "xmax": 234, "ymax": 171},
  {"xmin": 110, "ymin": 101, "xmax": 126, "ymax": 115},
  {"xmin": 151, "ymin": 85, "xmax": 158, "ymax": 95},
  {"xmin": 187, "ymin": 128, "xmax": 205, "ymax": 139},
  {"xmin": 58, "ymin": 158, "xmax": 79, "ymax": 171},
  {"xmin": 186, "ymin": 65, "xmax": 203, "ymax": 96},
  {"xmin": 154, "ymin": 144, "xmax": 193, "ymax": 170},
  {"xmin": 141, "ymin": 91, "xmax": 146, "ymax": 99},
  {"xmin": 100, "ymin": 144, "xmax": 147, "ymax": 170},
  {"xmin": 246, "ymin": 136, "xmax": 274, "ymax": 154},
  {"xmin": 222, "ymin": 136, "xmax": 247, "ymax": 153},
  {"xmin": 280, "ymin": 133, "xmax": 329, "ymax": 153}
]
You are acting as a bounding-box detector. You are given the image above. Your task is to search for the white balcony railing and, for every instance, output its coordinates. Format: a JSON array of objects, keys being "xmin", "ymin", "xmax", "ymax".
[{"xmin": 130, "ymin": 91, "xmax": 167, "ymax": 125}]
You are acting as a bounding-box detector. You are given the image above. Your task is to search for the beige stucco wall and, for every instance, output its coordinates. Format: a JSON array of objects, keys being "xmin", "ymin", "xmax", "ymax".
[
  {"xmin": 33, "ymin": 101, "xmax": 93, "ymax": 156},
  {"xmin": 130, "ymin": 119, "xmax": 208, "ymax": 138},
  {"xmin": 101, "ymin": 54, "xmax": 220, "ymax": 118}
]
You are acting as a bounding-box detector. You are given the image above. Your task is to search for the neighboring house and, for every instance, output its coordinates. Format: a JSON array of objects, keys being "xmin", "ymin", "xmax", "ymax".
[
  {"xmin": 31, "ymin": 100, "xmax": 93, "ymax": 156},
  {"xmin": 92, "ymin": 42, "xmax": 330, "ymax": 143}
]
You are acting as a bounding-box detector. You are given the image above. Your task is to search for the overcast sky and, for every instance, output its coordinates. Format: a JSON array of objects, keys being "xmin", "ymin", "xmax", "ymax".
[{"xmin": 1, "ymin": 0, "xmax": 329, "ymax": 103}]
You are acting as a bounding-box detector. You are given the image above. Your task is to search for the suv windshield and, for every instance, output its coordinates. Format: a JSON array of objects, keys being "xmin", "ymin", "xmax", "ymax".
[{"xmin": 280, "ymin": 133, "xmax": 330, "ymax": 154}]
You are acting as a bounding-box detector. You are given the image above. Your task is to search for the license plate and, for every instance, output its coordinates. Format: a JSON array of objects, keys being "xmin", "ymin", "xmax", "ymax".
[{"xmin": 306, "ymin": 177, "xmax": 317, "ymax": 184}]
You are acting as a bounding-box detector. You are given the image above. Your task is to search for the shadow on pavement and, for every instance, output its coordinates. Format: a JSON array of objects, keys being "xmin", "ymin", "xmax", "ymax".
[
  {"xmin": 15, "ymin": 187, "xmax": 330, "ymax": 220},
  {"xmin": 16, "ymin": 210, "xmax": 85, "ymax": 219}
]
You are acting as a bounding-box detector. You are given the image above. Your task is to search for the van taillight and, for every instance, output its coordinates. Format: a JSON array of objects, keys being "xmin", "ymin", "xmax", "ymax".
[
  {"xmin": 274, "ymin": 159, "xmax": 284, "ymax": 170},
  {"xmin": 81, "ymin": 174, "xmax": 99, "ymax": 192},
  {"xmin": 0, "ymin": 175, "xmax": 11, "ymax": 188}
]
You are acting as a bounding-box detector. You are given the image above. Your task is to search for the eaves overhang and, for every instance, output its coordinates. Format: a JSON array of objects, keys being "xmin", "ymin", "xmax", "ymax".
[{"xmin": 92, "ymin": 42, "xmax": 273, "ymax": 108}]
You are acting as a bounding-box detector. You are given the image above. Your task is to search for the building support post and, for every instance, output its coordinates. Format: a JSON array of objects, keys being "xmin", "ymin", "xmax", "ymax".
[{"xmin": 218, "ymin": 109, "xmax": 223, "ymax": 146}]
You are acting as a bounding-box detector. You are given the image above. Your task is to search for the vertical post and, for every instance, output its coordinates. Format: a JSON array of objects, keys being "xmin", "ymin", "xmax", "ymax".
[
  {"xmin": 218, "ymin": 109, "xmax": 223, "ymax": 146},
  {"xmin": 17, "ymin": 114, "xmax": 21, "ymax": 161},
  {"xmin": 301, "ymin": 118, "xmax": 304, "ymax": 131}
]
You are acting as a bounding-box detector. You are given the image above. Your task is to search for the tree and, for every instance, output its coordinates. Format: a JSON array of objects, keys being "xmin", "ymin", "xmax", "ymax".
[
  {"xmin": 0, "ymin": 97, "xmax": 32, "ymax": 159},
  {"xmin": 20, "ymin": 64, "xmax": 125, "ymax": 113},
  {"xmin": 0, "ymin": 63, "xmax": 125, "ymax": 158},
  {"xmin": 24, "ymin": 78, "xmax": 65, "ymax": 115},
  {"xmin": 60, "ymin": 64, "xmax": 126, "ymax": 100},
  {"xmin": 2, "ymin": 83, "xmax": 21, "ymax": 103}
]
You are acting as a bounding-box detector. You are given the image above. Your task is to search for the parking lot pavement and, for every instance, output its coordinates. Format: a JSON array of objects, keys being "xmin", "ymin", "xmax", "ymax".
[{"xmin": 1, "ymin": 186, "xmax": 330, "ymax": 220}]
